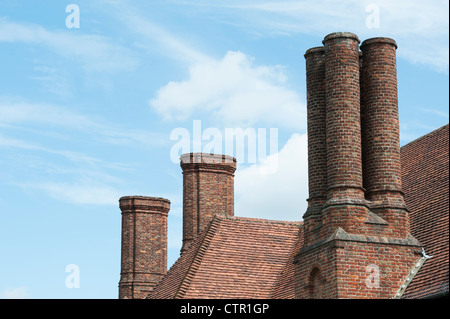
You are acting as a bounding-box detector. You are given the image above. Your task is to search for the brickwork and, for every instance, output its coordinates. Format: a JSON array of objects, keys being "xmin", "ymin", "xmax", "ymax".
[
  {"xmin": 118, "ymin": 196, "xmax": 170, "ymax": 299},
  {"xmin": 360, "ymin": 38, "xmax": 410, "ymax": 237},
  {"xmin": 296, "ymin": 32, "xmax": 422, "ymax": 299},
  {"xmin": 180, "ymin": 153, "xmax": 236, "ymax": 252},
  {"xmin": 361, "ymin": 38, "xmax": 402, "ymax": 197},
  {"xmin": 303, "ymin": 47, "xmax": 327, "ymax": 246},
  {"xmin": 294, "ymin": 234, "xmax": 421, "ymax": 299},
  {"xmin": 323, "ymin": 32, "xmax": 364, "ymax": 201}
]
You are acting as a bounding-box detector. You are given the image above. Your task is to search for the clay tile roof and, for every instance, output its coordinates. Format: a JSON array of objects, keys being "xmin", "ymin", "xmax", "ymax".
[
  {"xmin": 147, "ymin": 215, "xmax": 302, "ymax": 299},
  {"xmin": 401, "ymin": 124, "xmax": 449, "ymax": 299},
  {"xmin": 148, "ymin": 124, "xmax": 448, "ymax": 300}
]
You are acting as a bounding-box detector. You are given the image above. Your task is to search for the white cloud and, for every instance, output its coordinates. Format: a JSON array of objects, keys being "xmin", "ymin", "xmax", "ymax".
[
  {"xmin": 234, "ymin": 133, "xmax": 308, "ymax": 221},
  {"xmin": 100, "ymin": 2, "xmax": 306, "ymax": 130},
  {"xmin": 1, "ymin": 286, "xmax": 31, "ymax": 299},
  {"xmin": 0, "ymin": 18, "xmax": 138, "ymax": 72},
  {"xmin": 101, "ymin": 3, "xmax": 306, "ymax": 130},
  {"xmin": 150, "ymin": 51, "xmax": 306, "ymax": 130}
]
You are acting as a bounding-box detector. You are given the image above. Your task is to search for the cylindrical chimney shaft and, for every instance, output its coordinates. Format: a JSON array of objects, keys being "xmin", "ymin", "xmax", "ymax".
[
  {"xmin": 360, "ymin": 37, "xmax": 409, "ymax": 236},
  {"xmin": 180, "ymin": 153, "xmax": 236, "ymax": 252},
  {"xmin": 323, "ymin": 32, "xmax": 365, "ymax": 203},
  {"xmin": 303, "ymin": 47, "xmax": 327, "ymax": 245},
  {"xmin": 360, "ymin": 37, "xmax": 402, "ymax": 199},
  {"xmin": 119, "ymin": 196, "xmax": 170, "ymax": 299},
  {"xmin": 305, "ymin": 47, "xmax": 327, "ymax": 205}
]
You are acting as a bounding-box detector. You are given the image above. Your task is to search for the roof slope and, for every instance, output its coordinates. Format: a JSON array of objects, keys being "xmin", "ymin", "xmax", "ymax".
[
  {"xmin": 401, "ymin": 124, "xmax": 449, "ymax": 299},
  {"xmin": 148, "ymin": 215, "xmax": 302, "ymax": 299}
]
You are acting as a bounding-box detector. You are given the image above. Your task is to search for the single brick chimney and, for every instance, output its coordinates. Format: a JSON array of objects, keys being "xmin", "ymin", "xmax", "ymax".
[
  {"xmin": 303, "ymin": 46, "xmax": 327, "ymax": 246},
  {"xmin": 180, "ymin": 153, "xmax": 236, "ymax": 252},
  {"xmin": 118, "ymin": 196, "xmax": 170, "ymax": 299},
  {"xmin": 295, "ymin": 32, "xmax": 421, "ymax": 299},
  {"xmin": 360, "ymin": 37, "xmax": 410, "ymax": 238}
]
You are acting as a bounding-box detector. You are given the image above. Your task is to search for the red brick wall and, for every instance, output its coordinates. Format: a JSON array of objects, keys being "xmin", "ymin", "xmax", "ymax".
[
  {"xmin": 180, "ymin": 153, "xmax": 236, "ymax": 252},
  {"xmin": 295, "ymin": 238, "xmax": 421, "ymax": 299},
  {"xmin": 118, "ymin": 196, "xmax": 170, "ymax": 299}
]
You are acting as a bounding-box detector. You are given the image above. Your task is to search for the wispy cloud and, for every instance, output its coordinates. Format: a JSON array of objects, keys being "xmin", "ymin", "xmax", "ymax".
[
  {"xmin": 20, "ymin": 182, "xmax": 123, "ymax": 206},
  {"xmin": 0, "ymin": 97, "xmax": 168, "ymax": 148},
  {"xmin": 0, "ymin": 132, "xmax": 133, "ymax": 206},
  {"xmin": 0, "ymin": 96, "xmax": 169, "ymax": 206},
  {"xmin": 98, "ymin": 1, "xmax": 211, "ymax": 64},
  {"xmin": 0, "ymin": 18, "xmax": 138, "ymax": 72},
  {"xmin": 418, "ymin": 107, "xmax": 449, "ymax": 119},
  {"xmin": 174, "ymin": 0, "xmax": 449, "ymax": 73},
  {"xmin": 1, "ymin": 286, "xmax": 31, "ymax": 299},
  {"xmin": 29, "ymin": 65, "xmax": 73, "ymax": 98},
  {"xmin": 0, "ymin": 98, "xmax": 98, "ymax": 129}
]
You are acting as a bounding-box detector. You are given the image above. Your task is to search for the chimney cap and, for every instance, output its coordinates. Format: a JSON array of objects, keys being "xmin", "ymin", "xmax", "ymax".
[
  {"xmin": 360, "ymin": 37, "xmax": 397, "ymax": 50},
  {"xmin": 119, "ymin": 195, "xmax": 170, "ymax": 203},
  {"xmin": 323, "ymin": 32, "xmax": 360, "ymax": 44},
  {"xmin": 304, "ymin": 46, "xmax": 325, "ymax": 58},
  {"xmin": 119, "ymin": 196, "xmax": 171, "ymax": 213},
  {"xmin": 180, "ymin": 152, "xmax": 237, "ymax": 165}
]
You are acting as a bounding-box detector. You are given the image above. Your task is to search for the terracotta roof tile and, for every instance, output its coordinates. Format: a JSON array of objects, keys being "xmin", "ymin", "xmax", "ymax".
[
  {"xmin": 401, "ymin": 124, "xmax": 449, "ymax": 298},
  {"xmin": 147, "ymin": 215, "xmax": 302, "ymax": 299}
]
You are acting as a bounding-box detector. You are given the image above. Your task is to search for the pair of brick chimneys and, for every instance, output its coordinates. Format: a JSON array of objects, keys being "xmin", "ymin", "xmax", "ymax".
[
  {"xmin": 294, "ymin": 32, "xmax": 421, "ymax": 299},
  {"xmin": 118, "ymin": 153, "xmax": 236, "ymax": 299}
]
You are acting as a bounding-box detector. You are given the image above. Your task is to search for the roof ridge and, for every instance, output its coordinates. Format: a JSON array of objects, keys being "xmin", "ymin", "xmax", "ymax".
[
  {"xmin": 174, "ymin": 215, "xmax": 222, "ymax": 299},
  {"xmin": 221, "ymin": 214, "xmax": 303, "ymax": 226},
  {"xmin": 401, "ymin": 123, "xmax": 449, "ymax": 149}
]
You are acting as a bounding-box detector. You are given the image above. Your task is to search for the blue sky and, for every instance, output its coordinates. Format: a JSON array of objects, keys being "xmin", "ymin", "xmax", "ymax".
[{"xmin": 0, "ymin": 0, "xmax": 448, "ymax": 299}]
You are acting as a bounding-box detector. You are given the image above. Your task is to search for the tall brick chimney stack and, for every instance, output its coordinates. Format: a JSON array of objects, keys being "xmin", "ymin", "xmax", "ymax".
[
  {"xmin": 180, "ymin": 153, "xmax": 236, "ymax": 252},
  {"xmin": 295, "ymin": 32, "xmax": 421, "ymax": 299},
  {"xmin": 303, "ymin": 46, "xmax": 327, "ymax": 246},
  {"xmin": 322, "ymin": 32, "xmax": 367, "ymax": 237},
  {"xmin": 118, "ymin": 196, "xmax": 170, "ymax": 299},
  {"xmin": 360, "ymin": 37, "xmax": 410, "ymax": 237}
]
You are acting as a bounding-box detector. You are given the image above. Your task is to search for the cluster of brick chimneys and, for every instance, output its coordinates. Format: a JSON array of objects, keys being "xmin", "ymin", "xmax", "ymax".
[
  {"xmin": 302, "ymin": 32, "xmax": 409, "ymax": 245},
  {"xmin": 118, "ymin": 32, "xmax": 421, "ymax": 299},
  {"xmin": 295, "ymin": 32, "xmax": 420, "ymax": 299},
  {"xmin": 118, "ymin": 153, "xmax": 236, "ymax": 299}
]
